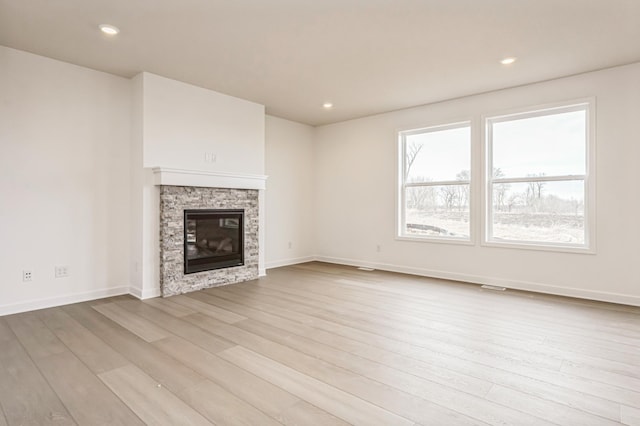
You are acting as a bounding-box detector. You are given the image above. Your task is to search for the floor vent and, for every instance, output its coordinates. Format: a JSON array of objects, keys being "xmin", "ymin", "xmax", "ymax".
[
  {"xmin": 357, "ymin": 267, "xmax": 375, "ymax": 271},
  {"xmin": 481, "ymin": 284, "xmax": 506, "ymax": 291}
]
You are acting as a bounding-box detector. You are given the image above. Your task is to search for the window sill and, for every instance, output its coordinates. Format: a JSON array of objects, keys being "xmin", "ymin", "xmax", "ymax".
[
  {"xmin": 396, "ymin": 235, "xmax": 474, "ymax": 246},
  {"xmin": 482, "ymin": 240, "xmax": 595, "ymax": 254}
]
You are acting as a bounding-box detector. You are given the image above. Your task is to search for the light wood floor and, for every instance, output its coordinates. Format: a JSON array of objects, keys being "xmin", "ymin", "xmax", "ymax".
[{"xmin": 1, "ymin": 262, "xmax": 639, "ymax": 425}]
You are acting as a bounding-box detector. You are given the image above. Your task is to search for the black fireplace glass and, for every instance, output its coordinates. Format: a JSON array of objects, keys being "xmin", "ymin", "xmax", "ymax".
[{"xmin": 184, "ymin": 209, "xmax": 244, "ymax": 274}]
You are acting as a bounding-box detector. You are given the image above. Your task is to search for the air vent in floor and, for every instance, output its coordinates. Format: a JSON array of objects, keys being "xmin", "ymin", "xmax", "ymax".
[{"xmin": 481, "ymin": 284, "xmax": 506, "ymax": 291}]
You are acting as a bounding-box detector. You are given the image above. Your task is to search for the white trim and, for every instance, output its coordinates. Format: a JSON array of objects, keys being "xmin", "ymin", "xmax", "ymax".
[
  {"xmin": 470, "ymin": 115, "xmax": 481, "ymax": 247},
  {"xmin": 258, "ymin": 190, "xmax": 266, "ymax": 277},
  {"xmin": 481, "ymin": 98, "xmax": 594, "ymax": 123},
  {"xmin": 586, "ymin": 98, "xmax": 597, "ymax": 252},
  {"xmin": 266, "ymin": 256, "xmax": 317, "ymax": 270},
  {"xmin": 481, "ymin": 240, "xmax": 596, "ymax": 254},
  {"xmin": 395, "ymin": 129, "xmax": 404, "ymax": 237},
  {"xmin": 0, "ymin": 286, "xmax": 130, "ymax": 316},
  {"xmin": 492, "ymin": 175, "xmax": 585, "ymax": 184},
  {"xmin": 405, "ymin": 180, "xmax": 470, "ymax": 187},
  {"xmin": 395, "ymin": 236, "xmax": 473, "ymax": 246},
  {"xmin": 397, "ymin": 120, "xmax": 471, "ymax": 135},
  {"xmin": 152, "ymin": 167, "xmax": 268, "ymax": 190},
  {"xmin": 314, "ymin": 255, "xmax": 640, "ymax": 307},
  {"xmin": 129, "ymin": 285, "xmax": 161, "ymax": 300},
  {"xmin": 6, "ymin": 253, "xmax": 637, "ymax": 314}
]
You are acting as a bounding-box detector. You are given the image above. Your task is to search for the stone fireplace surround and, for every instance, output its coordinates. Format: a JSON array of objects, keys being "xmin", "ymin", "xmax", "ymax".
[{"xmin": 153, "ymin": 168, "xmax": 267, "ymax": 297}]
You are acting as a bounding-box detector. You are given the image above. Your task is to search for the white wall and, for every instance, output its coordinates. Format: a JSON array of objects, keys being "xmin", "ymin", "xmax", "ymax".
[
  {"xmin": 314, "ymin": 62, "xmax": 640, "ymax": 306},
  {"xmin": 142, "ymin": 73, "xmax": 265, "ymax": 174},
  {"xmin": 0, "ymin": 46, "xmax": 132, "ymax": 315},
  {"xmin": 129, "ymin": 74, "xmax": 148, "ymax": 298},
  {"xmin": 130, "ymin": 72, "xmax": 267, "ymax": 298},
  {"xmin": 265, "ymin": 115, "xmax": 316, "ymax": 268}
]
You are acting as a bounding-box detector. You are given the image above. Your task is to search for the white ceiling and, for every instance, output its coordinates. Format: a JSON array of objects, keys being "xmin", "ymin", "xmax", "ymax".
[{"xmin": 1, "ymin": 0, "xmax": 639, "ymax": 126}]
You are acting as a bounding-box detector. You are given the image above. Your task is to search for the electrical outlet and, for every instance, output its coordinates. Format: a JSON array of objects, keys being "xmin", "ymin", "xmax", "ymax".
[
  {"xmin": 204, "ymin": 152, "xmax": 217, "ymax": 163},
  {"xmin": 23, "ymin": 270, "xmax": 33, "ymax": 282},
  {"xmin": 55, "ymin": 265, "xmax": 69, "ymax": 278},
  {"xmin": 288, "ymin": 241, "xmax": 292, "ymax": 249}
]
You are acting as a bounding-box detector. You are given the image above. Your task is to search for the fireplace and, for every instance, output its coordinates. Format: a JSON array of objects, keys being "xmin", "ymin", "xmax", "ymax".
[
  {"xmin": 184, "ymin": 209, "xmax": 244, "ymax": 274},
  {"xmin": 159, "ymin": 184, "xmax": 260, "ymax": 297}
]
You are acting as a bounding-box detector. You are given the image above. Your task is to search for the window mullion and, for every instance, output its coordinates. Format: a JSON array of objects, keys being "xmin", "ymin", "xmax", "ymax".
[
  {"xmin": 405, "ymin": 180, "xmax": 470, "ymax": 188},
  {"xmin": 491, "ymin": 175, "xmax": 585, "ymax": 185}
]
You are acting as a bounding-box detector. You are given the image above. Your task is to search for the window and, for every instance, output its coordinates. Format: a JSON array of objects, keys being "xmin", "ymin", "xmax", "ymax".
[
  {"xmin": 485, "ymin": 102, "xmax": 593, "ymax": 250},
  {"xmin": 398, "ymin": 122, "xmax": 471, "ymax": 241}
]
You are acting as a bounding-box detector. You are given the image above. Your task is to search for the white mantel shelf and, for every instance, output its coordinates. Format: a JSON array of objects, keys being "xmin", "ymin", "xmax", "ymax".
[{"xmin": 152, "ymin": 167, "xmax": 267, "ymax": 190}]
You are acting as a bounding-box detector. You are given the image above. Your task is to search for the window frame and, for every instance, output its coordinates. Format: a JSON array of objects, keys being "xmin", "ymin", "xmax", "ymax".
[
  {"xmin": 396, "ymin": 120, "xmax": 474, "ymax": 244},
  {"xmin": 481, "ymin": 99, "xmax": 596, "ymax": 253}
]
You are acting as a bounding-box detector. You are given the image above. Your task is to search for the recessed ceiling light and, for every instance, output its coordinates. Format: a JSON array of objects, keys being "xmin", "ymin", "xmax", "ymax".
[
  {"xmin": 500, "ymin": 57, "xmax": 517, "ymax": 65},
  {"xmin": 99, "ymin": 24, "xmax": 120, "ymax": 35},
  {"xmin": 322, "ymin": 102, "xmax": 333, "ymax": 109}
]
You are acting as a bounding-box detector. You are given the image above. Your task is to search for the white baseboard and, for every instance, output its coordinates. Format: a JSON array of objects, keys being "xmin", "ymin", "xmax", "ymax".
[
  {"xmin": 266, "ymin": 256, "xmax": 317, "ymax": 270},
  {"xmin": 0, "ymin": 286, "xmax": 130, "ymax": 316},
  {"xmin": 129, "ymin": 286, "xmax": 161, "ymax": 300},
  {"xmin": 5, "ymin": 256, "xmax": 636, "ymax": 315},
  {"xmin": 314, "ymin": 255, "xmax": 640, "ymax": 307}
]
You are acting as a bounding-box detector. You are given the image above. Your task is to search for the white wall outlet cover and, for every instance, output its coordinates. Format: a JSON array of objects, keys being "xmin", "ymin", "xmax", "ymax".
[{"xmin": 55, "ymin": 266, "xmax": 70, "ymax": 278}]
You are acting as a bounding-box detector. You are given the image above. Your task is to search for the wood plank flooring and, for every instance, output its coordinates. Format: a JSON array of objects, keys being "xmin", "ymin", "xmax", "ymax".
[{"xmin": 1, "ymin": 262, "xmax": 639, "ymax": 425}]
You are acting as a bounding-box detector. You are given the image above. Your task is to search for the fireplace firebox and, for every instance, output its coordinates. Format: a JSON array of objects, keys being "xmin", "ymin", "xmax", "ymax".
[{"xmin": 184, "ymin": 209, "xmax": 244, "ymax": 274}]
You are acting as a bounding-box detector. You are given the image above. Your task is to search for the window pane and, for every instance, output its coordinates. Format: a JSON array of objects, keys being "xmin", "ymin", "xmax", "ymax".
[
  {"xmin": 404, "ymin": 184, "xmax": 469, "ymax": 238},
  {"xmin": 490, "ymin": 180, "xmax": 585, "ymax": 244},
  {"xmin": 405, "ymin": 126, "xmax": 470, "ymax": 183},
  {"xmin": 492, "ymin": 109, "xmax": 586, "ymax": 178}
]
